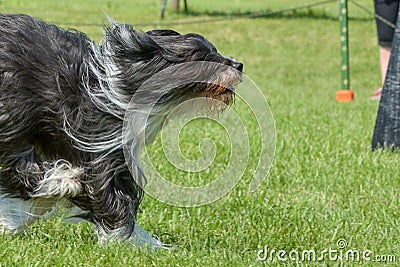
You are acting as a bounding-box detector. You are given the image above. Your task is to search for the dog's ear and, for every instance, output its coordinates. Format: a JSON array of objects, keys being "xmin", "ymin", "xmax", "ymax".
[
  {"xmin": 103, "ymin": 22, "xmax": 160, "ymax": 60},
  {"xmin": 146, "ymin": 29, "xmax": 181, "ymax": 37}
]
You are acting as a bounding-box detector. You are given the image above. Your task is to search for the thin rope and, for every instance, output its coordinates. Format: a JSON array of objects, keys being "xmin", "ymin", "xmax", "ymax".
[
  {"xmin": 52, "ymin": 0, "xmax": 337, "ymax": 28},
  {"xmin": 50, "ymin": 0, "xmax": 398, "ymax": 33},
  {"xmin": 348, "ymin": 0, "xmax": 396, "ymax": 29}
]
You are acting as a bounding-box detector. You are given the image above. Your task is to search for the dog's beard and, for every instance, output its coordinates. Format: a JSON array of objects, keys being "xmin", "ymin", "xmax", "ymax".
[{"xmin": 123, "ymin": 61, "xmax": 242, "ymax": 150}]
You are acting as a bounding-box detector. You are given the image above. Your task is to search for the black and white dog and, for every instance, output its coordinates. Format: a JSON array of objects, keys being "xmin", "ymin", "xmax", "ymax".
[{"xmin": 0, "ymin": 14, "xmax": 243, "ymax": 247}]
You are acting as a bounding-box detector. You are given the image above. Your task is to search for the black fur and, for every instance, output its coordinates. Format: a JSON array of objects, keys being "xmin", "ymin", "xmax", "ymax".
[{"xmin": 0, "ymin": 14, "xmax": 242, "ymax": 242}]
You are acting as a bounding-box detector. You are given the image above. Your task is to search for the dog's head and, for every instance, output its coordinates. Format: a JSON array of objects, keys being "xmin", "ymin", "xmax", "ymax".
[
  {"xmin": 95, "ymin": 22, "xmax": 243, "ymax": 145},
  {"xmin": 99, "ymin": 23, "xmax": 243, "ymax": 111}
]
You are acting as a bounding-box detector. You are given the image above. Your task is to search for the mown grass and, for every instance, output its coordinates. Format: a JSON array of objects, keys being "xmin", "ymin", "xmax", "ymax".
[{"xmin": 1, "ymin": 0, "xmax": 399, "ymax": 266}]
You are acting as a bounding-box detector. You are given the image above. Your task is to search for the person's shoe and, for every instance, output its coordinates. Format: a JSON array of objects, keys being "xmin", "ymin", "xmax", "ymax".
[{"xmin": 370, "ymin": 88, "xmax": 382, "ymax": 100}]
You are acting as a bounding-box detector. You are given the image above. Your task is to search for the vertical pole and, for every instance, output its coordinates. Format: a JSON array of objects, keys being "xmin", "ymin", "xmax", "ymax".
[
  {"xmin": 171, "ymin": 0, "xmax": 180, "ymax": 11},
  {"xmin": 161, "ymin": 0, "xmax": 168, "ymax": 19},
  {"xmin": 339, "ymin": 0, "xmax": 350, "ymax": 90},
  {"xmin": 336, "ymin": 0, "xmax": 354, "ymax": 102}
]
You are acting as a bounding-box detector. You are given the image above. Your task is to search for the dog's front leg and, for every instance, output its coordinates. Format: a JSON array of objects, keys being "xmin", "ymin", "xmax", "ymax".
[
  {"xmin": 88, "ymin": 169, "xmax": 165, "ymax": 249},
  {"xmin": 0, "ymin": 195, "xmax": 56, "ymax": 234},
  {"xmin": 95, "ymin": 215, "xmax": 166, "ymax": 249},
  {"xmin": 0, "ymin": 150, "xmax": 84, "ymax": 234}
]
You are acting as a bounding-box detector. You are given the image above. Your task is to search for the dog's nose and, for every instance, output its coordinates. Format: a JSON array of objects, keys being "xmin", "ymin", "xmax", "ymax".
[{"xmin": 232, "ymin": 61, "xmax": 243, "ymax": 72}]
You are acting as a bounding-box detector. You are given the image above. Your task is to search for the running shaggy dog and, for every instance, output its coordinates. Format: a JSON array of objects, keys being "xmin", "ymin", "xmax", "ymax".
[{"xmin": 0, "ymin": 14, "xmax": 243, "ymax": 247}]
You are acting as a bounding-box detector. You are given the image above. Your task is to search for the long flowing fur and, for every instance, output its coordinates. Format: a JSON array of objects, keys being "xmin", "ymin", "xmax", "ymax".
[{"xmin": 0, "ymin": 13, "xmax": 243, "ymax": 247}]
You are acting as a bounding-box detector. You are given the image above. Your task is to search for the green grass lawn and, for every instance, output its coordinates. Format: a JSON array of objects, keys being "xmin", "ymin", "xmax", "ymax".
[{"xmin": 1, "ymin": 0, "xmax": 400, "ymax": 266}]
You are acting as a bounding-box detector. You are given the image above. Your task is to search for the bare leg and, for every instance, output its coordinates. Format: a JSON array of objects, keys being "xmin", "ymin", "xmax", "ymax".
[{"xmin": 380, "ymin": 46, "xmax": 392, "ymax": 85}]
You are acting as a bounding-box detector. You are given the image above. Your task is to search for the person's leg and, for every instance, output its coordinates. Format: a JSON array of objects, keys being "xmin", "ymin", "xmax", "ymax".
[
  {"xmin": 374, "ymin": 0, "xmax": 399, "ymax": 85},
  {"xmin": 371, "ymin": 0, "xmax": 399, "ymax": 99},
  {"xmin": 380, "ymin": 45, "xmax": 392, "ymax": 84}
]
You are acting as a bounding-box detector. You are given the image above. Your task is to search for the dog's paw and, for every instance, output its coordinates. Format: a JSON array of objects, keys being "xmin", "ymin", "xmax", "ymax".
[{"xmin": 130, "ymin": 223, "xmax": 171, "ymax": 250}]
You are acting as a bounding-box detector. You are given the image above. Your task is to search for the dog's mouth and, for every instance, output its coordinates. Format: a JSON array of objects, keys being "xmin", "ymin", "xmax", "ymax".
[
  {"xmin": 201, "ymin": 66, "xmax": 243, "ymax": 107},
  {"xmin": 185, "ymin": 78, "xmax": 240, "ymax": 116},
  {"xmin": 154, "ymin": 61, "xmax": 243, "ymax": 118},
  {"xmin": 204, "ymin": 83, "xmax": 235, "ymax": 105}
]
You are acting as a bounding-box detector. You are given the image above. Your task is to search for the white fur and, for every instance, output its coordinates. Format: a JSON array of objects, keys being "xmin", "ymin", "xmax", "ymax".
[
  {"xmin": 31, "ymin": 160, "xmax": 83, "ymax": 198},
  {"xmin": 0, "ymin": 194, "xmax": 167, "ymax": 250},
  {"xmin": 87, "ymin": 40, "xmax": 130, "ymax": 119},
  {"xmin": 0, "ymin": 195, "xmax": 56, "ymax": 234},
  {"xmin": 62, "ymin": 42, "xmax": 128, "ymax": 157},
  {"xmin": 132, "ymin": 223, "xmax": 167, "ymax": 249},
  {"xmin": 96, "ymin": 222, "xmax": 167, "ymax": 249}
]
